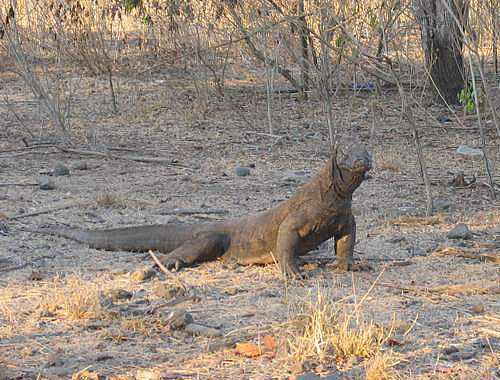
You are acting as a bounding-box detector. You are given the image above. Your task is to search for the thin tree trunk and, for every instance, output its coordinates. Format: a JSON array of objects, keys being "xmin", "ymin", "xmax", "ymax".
[
  {"xmin": 297, "ymin": 0, "xmax": 309, "ymax": 91},
  {"xmin": 413, "ymin": 0, "xmax": 468, "ymax": 104}
]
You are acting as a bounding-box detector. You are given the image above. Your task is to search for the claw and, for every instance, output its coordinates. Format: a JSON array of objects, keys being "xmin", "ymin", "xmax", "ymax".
[
  {"xmin": 161, "ymin": 257, "xmax": 185, "ymax": 272},
  {"xmin": 280, "ymin": 260, "xmax": 304, "ymax": 280}
]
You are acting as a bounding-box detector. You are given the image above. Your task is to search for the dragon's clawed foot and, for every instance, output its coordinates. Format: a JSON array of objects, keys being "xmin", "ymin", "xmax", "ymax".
[
  {"xmin": 153, "ymin": 254, "xmax": 186, "ymax": 272},
  {"xmin": 279, "ymin": 260, "xmax": 304, "ymax": 280}
]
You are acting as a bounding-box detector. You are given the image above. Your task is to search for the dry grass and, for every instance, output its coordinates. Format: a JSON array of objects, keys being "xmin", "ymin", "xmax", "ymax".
[
  {"xmin": 93, "ymin": 192, "xmax": 150, "ymax": 209},
  {"xmin": 37, "ymin": 275, "xmax": 108, "ymax": 320},
  {"xmin": 377, "ymin": 150, "xmax": 404, "ymax": 172},
  {"xmin": 287, "ymin": 287, "xmax": 394, "ymax": 368},
  {"xmin": 389, "ymin": 215, "xmax": 446, "ymax": 227},
  {"xmin": 94, "ymin": 192, "xmax": 128, "ymax": 209},
  {"xmin": 365, "ymin": 352, "xmax": 400, "ymax": 380}
]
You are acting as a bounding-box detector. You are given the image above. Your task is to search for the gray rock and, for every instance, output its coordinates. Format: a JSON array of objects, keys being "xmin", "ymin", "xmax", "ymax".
[
  {"xmin": 443, "ymin": 346, "xmax": 460, "ymax": 355},
  {"xmin": 447, "ymin": 223, "xmax": 473, "ymax": 239},
  {"xmin": 185, "ymin": 322, "xmax": 222, "ymax": 337},
  {"xmin": 387, "ymin": 235, "xmax": 405, "ymax": 244},
  {"xmin": 165, "ymin": 310, "xmax": 193, "ymax": 330},
  {"xmin": 39, "ymin": 177, "xmax": 56, "ymax": 190},
  {"xmin": 235, "ymin": 166, "xmax": 251, "ymax": 177},
  {"xmin": 456, "ymin": 144, "xmax": 484, "ymax": 159},
  {"xmin": 72, "ymin": 161, "xmax": 88, "ymax": 170},
  {"xmin": 281, "ymin": 170, "xmax": 308, "ymax": 183},
  {"xmin": 448, "ymin": 349, "xmax": 477, "ymax": 361},
  {"xmin": 105, "ymin": 288, "xmax": 133, "ymax": 302},
  {"xmin": 52, "ymin": 163, "xmax": 70, "ymax": 176},
  {"xmin": 323, "ymin": 373, "xmax": 341, "ymax": 380},
  {"xmin": 293, "ymin": 372, "xmax": 320, "ymax": 380},
  {"xmin": 434, "ymin": 198, "xmax": 453, "ymax": 212}
]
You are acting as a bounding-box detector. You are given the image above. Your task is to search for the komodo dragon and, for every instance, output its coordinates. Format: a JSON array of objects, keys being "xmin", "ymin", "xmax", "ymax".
[{"xmin": 30, "ymin": 137, "xmax": 371, "ymax": 278}]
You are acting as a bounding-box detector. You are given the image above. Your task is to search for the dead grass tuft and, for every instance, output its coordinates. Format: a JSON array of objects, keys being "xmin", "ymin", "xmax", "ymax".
[
  {"xmin": 377, "ymin": 151, "xmax": 403, "ymax": 172},
  {"xmin": 389, "ymin": 215, "xmax": 445, "ymax": 227},
  {"xmin": 37, "ymin": 275, "xmax": 107, "ymax": 320},
  {"xmin": 365, "ymin": 352, "xmax": 399, "ymax": 380},
  {"xmin": 287, "ymin": 287, "xmax": 391, "ymax": 366},
  {"xmin": 94, "ymin": 192, "xmax": 128, "ymax": 209}
]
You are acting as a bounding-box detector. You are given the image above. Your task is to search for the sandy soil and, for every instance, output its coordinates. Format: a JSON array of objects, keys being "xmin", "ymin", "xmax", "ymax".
[{"xmin": 0, "ymin": 62, "xmax": 499, "ymax": 379}]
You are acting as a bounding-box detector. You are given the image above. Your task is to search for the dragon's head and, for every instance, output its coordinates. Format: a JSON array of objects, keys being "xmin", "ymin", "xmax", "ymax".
[{"xmin": 332, "ymin": 137, "xmax": 372, "ymax": 194}]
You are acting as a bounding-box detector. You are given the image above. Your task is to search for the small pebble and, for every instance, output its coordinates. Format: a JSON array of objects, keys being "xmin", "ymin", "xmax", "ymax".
[
  {"xmin": 39, "ymin": 177, "xmax": 56, "ymax": 190},
  {"xmin": 235, "ymin": 166, "xmax": 251, "ymax": 177},
  {"xmin": 104, "ymin": 289, "xmax": 133, "ymax": 302},
  {"xmin": 52, "ymin": 163, "xmax": 70, "ymax": 176},
  {"xmin": 471, "ymin": 303, "xmax": 485, "ymax": 314},
  {"xmin": 447, "ymin": 223, "xmax": 472, "ymax": 240},
  {"xmin": 72, "ymin": 161, "xmax": 88, "ymax": 170}
]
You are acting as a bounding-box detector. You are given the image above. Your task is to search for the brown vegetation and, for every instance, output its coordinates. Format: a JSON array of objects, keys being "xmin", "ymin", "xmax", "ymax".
[{"xmin": 0, "ymin": 0, "xmax": 499, "ymax": 379}]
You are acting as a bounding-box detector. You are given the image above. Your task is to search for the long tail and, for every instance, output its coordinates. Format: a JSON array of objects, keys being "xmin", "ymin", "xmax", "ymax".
[{"xmin": 22, "ymin": 225, "xmax": 182, "ymax": 252}]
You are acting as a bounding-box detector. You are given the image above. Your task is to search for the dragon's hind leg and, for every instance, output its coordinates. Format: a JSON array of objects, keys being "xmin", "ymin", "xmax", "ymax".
[{"xmin": 158, "ymin": 233, "xmax": 229, "ymax": 271}]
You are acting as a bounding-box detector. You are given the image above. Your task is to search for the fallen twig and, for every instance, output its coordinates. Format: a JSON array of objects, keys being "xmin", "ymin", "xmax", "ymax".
[
  {"xmin": 149, "ymin": 250, "xmax": 188, "ymax": 291},
  {"xmin": 9, "ymin": 202, "xmax": 79, "ymax": 220},
  {"xmin": 0, "ymin": 182, "xmax": 38, "ymax": 187},
  {"xmin": 59, "ymin": 147, "xmax": 178, "ymax": 165},
  {"xmin": 157, "ymin": 208, "xmax": 227, "ymax": 216},
  {"xmin": 432, "ymin": 246, "xmax": 500, "ymax": 264}
]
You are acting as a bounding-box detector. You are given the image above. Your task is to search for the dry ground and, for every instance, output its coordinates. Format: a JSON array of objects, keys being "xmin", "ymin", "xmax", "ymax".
[{"xmin": 0, "ymin": 60, "xmax": 499, "ymax": 379}]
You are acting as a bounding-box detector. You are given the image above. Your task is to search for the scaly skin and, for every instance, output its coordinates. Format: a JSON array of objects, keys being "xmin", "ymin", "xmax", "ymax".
[{"xmin": 30, "ymin": 137, "xmax": 372, "ymax": 278}]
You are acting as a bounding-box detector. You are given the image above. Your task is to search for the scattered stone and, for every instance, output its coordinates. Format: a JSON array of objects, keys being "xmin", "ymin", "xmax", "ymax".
[
  {"xmin": 447, "ymin": 223, "xmax": 473, "ymax": 240},
  {"xmin": 281, "ymin": 169, "xmax": 308, "ymax": 183},
  {"xmin": 387, "ymin": 235, "xmax": 405, "ymax": 244},
  {"xmin": 471, "ymin": 303, "xmax": 485, "ymax": 314},
  {"xmin": 72, "ymin": 161, "xmax": 88, "ymax": 170},
  {"xmin": 94, "ymin": 353, "xmax": 114, "ymax": 362},
  {"xmin": 434, "ymin": 198, "xmax": 453, "ymax": 212},
  {"xmin": 52, "ymin": 163, "xmax": 70, "ymax": 176},
  {"xmin": 456, "ymin": 144, "xmax": 484, "ymax": 159},
  {"xmin": 438, "ymin": 115, "xmax": 452, "ymax": 123},
  {"xmin": 45, "ymin": 353, "xmax": 64, "ymax": 368},
  {"xmin": 104, "ymin": 289, "xmax": 133, "ymax": 302},
  {"xmin": 443, "ymin": 346, "xmax": 460, "ymax": 355},
  {"xmin": 449, "ymin": 172, "xmax": 476, "ymax": 188},
  {"xmin": 53, "ymin": 367, "xmax": 76, "ymax": 378},
  {"xmin": 185, "ymin": 323, "xmax": 222, "ymax": 337},
  {"xmin": 39, "ymin": 177, "xmax": 56, "ymax": 190},
  {"xmin": 235, "ymin": 166, "xmax": 251, "ymax": 177},
  {"xmin": 130, "ymin": 268, "xmax": 155, "ymax": 282},
  {"xmin": 323, "ymin": 373, "xmax": 341, "ymax": 380},
  {"xmin": 154, "ymin": 284, "xmax": 185, "ymax": 300},
  {"xmin": 391, "ymin": 260, "xmax": 412, "ymax": 267},
  {"xmin": 165, "ymin": 310, "xmax": 194, "ymax": 330},
  {"xmin": 28, "ymin": 270, "xmax": 44, "ymax": 281},
  {"xmin": 448, "ymin": 349, "xmax": 477, "ymax": 361},
  {"xmin": 251, "ymin": 376, "xmax": 272, "ymax": 380},
  {"xmin": 293, "ymin": 372, "xmax": 320, "ymax": 380}
]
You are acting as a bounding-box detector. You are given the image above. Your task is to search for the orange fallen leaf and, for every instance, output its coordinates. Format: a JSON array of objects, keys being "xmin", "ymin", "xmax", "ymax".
[
  {"xmin": 263, "ymin": 335, "xmax": 275, "ymax": 351},
  {"xmin": 235, "ymin": 343, "xmax": 262, "ymax": 357}
]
